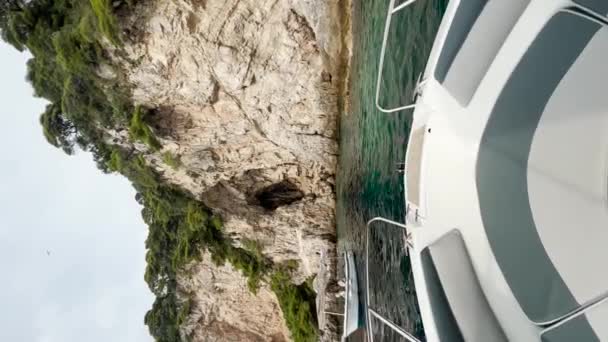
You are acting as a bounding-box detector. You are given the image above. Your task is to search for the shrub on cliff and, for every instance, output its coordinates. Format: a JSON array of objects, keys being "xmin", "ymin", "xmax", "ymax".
[
  {"xmin": 162, "ymin": 151, "xmax": 182, "ymax": 169},
  {"xmin": 144, "ymin": 292, "xmax": 182, "ymax": 342},
  {"xmin": 89, "ymin": 0, "xmax": 119, "ymax": 42},
  {"xmin": 130, "ymin": 106, "xmax": 162, "ymax": 151},
  {"xmin": 271, "ymin": 269, "xmax": 319, "ymax": 342}
]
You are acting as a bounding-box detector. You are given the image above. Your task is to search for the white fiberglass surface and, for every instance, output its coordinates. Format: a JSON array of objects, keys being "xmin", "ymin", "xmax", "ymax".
[{"xmin": 527, "ymin": 24, "xmax": 608, "ymax": 307}]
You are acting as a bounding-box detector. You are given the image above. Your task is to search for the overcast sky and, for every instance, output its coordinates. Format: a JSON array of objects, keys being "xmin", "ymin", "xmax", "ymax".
[{"xmin": 0, "ymin": 42, "xmax": 153, "ymax": 341}]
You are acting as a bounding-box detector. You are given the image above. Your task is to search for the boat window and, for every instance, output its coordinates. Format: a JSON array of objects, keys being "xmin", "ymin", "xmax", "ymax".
[
  {"xmin": 476, "ymin": 11, "xmax": 608, "ymax": 324},
  {"xmin": 574, "ymin": 0, "xmax": 608, "ymax": 16},
  {"xmin": 435, "ymin": 0, "xmax": 529, "ymax": 106},
  {"xmin": 420, "ymin": 249, "xmax": 464, "ymax": 342},
  {"xmin": 541, "ymin": 315, "xmax": 600, "ymax": 342},
  {"xmin": 541, "ymin": 297, "xmax": 608, "ymax": 341},
  {"xmin": 434, "ymin": 0, "xmax": 487, "ymax": 83},
  {"xmin": 421, "ymin": 230, "xmax": 506, "ymax": 341}
]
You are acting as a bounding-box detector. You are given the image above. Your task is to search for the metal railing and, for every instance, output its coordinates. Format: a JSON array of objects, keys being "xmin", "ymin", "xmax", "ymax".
[
  {"xmin": 366, "ymin": 217, "xmax": 420, "ymax": 342},
  {"xmin": 368, "ymin": 309, "xmax": 421, "ymax": 342},
  {"xmin": 375, "ymin": 0, "xmax": 425, "ymax": 113}
]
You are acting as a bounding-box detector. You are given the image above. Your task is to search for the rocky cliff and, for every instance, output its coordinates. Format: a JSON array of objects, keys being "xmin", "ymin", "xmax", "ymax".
[
  {"xmin": 178, "ymin": 252, "xmax": 291, "ymax": 341},
  {"xmin": 109, "ymin": 0, "xmax": 351, "ymax": 340}
]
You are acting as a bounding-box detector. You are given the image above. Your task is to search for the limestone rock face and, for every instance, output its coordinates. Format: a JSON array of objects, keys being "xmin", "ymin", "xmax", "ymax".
[
  {"xmin": 178, "ymin": 253, "xmax": 291, "ymax": 342},
  {"xmin": 113, "ymin": 0, "xmax": 350, "ymax": 340}
]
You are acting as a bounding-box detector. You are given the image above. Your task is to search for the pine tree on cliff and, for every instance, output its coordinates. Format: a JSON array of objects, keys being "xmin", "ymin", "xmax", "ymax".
[{"xmin": 0, "ymin": 0, "xmax": 27, "ymax": 50}]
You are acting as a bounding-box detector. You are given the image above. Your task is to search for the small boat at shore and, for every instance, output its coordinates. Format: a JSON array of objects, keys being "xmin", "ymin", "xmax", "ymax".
[
  {"xmin": 367, "ymin": 0, "xmax": 608, "ymax": 341},
  {"xmin": 342, "ymin": 250, "xmax": 364, "ymax": 341}
]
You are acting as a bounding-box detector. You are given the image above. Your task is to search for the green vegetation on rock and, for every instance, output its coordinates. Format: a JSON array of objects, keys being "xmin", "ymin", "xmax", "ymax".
[
  {"xmin": 271, "ymin": 269, "xmax": 319, "ymax": 342},
  {"xmin": 130, "ymin": 106, "xmax": 162, "ymax": 151},
  {"xmin": 89, "ymin": 0, "xmax": 119, "ymax": 43},
  {"xmin": 162, "ymin": 151, "xmax": 182, "ymax": 170}
]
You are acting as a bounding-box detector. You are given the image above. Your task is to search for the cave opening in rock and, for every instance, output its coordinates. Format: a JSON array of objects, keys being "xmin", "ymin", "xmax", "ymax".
[{"xmin": 254, "ymin": 180, "xmax": 304, "ymax": 211}]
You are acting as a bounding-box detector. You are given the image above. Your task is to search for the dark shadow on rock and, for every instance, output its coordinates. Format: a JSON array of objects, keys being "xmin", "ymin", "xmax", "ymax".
[{"xmin": 254, "ymin": 180, "xmax": 304, "ymax": 211}]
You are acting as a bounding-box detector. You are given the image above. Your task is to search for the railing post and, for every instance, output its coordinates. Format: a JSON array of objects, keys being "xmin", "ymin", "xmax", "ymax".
[
  {"xmin": 375, "ymin": 0, "xmax": 423, "ymax": 114},
  {"xmin": 393, "ymin": 0, "xmax": 420, "ymax": 14},
  {"xmin": 369, "ymin": 309, "xmax": 421, "ymax": 342},
  {"xmin": 366, "ymin": 217, "xmax": 418, "ymax": 342}
]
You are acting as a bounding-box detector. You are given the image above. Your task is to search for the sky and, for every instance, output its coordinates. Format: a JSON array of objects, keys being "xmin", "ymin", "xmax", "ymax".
[{"xmin": 0, "ymin": 42, "xmax": 153, "ymax": 341}]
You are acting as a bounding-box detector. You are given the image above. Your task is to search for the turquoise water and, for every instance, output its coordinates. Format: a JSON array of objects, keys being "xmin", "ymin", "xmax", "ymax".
[{"xmin": 337, "ymin": 0, "xmax": 447, "ymax": 339}]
